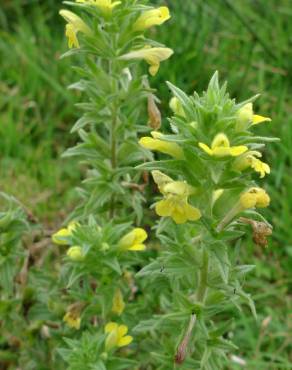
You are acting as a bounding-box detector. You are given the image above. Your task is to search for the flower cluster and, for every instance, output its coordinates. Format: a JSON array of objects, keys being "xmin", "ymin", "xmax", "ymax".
[
  {"xmin": 136, "ymin": 73, "xmax": 274, "ymax": 367},
  {"xmin": 56, "ymin": 0, "xmax": 172, "ymax": 367},
  {"xmin": 139, "ymin": 83, "xmax": 272, "ymax": 228}
]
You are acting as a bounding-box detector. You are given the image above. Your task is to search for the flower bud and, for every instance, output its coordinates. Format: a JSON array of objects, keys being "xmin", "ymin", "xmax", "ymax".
[
  {"xmin": 169, "ymin": 97, "xmax": 185, "ymax": 117},
  {"xmin": 236, "ymin": 103, "xmax": 253, "ymax": 130},
  {"xmin": 67, "ymin": 246, "xmax": 84, "ymax": 261},
  {"xmin": 111, "ymin": 288, "xmax": 125, "ymax": 315}
]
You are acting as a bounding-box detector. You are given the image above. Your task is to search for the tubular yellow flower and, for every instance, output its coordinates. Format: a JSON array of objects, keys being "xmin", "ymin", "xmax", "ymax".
[
  {"xmin": 119, "ymin": 47, "xmax": 174, "ymax": 76},
  {"xmin": 112, "ymin": 288, "xmax": 125, "ymax": 316},
  {"xmin": 169, "ymin": 97, "xmax": 186, "ymax": 117},
  {"xmin": 233, "ymin": 151, "xmax": 270, "ymax": 178},
  {"xmin": 52, "ymin": 228, "xmax": 71, "ymax": 245},
  {"xmin": 133, "ymin": 7, "xmax": 171, "ymax": 31},
  {"xmin": 63, "ymin": 311, "xmax": 81, "ymax": 330},
  {"xmin": 139, "ymin": 131, "xmax": 184, "ymax": 159},
  {"xmin": 67, "ymin": 246, "xmax": 84, "ymax": 261},
  {"xmin": 118, "ymin": 228, "xmax": 147, "ymax": 251},
  {"xmin": 240, "ymin": 187, "xmax": 270, "ymax": 209},
  {"xmin": 217, "ymin": 187, "xmax": 270, "ymax": 232},
  {"xmin": 52, "ymin": 221, "xmax": 79, "ymax": 245},
  {"xmin": 59, "ymin": 9, "xmax": 92, "ymax": 49},
  {"xmin": 104, "ymin": 322, "xmax": 133, "ymax": 351},
  {"xmin": 198, "ymin": 133, "xmax": 248, "ymax": 157},
  {"xmin": 236, "ymin": 103, "xmax": 271, "ymax": 130},
  {"xmin": 76, "ymin": 0, "xmax": 121, "ymax": 13},
  {"xmin": 152, "ymin": 170, "xmax": 201, "ymax": 224}
]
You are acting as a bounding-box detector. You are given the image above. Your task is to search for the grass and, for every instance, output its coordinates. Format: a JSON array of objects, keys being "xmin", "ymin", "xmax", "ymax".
[
  {"xmin": 0, "ymin": 0, "xmax": 291, "ymax": 367},
  {"xmin": 0, "ymin": 1, "xmax": 81, "ymax": 221}
]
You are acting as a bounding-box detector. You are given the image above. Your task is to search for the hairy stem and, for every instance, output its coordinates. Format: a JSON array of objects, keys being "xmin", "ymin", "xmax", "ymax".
[
  {"xmin": 109, "ymin": 104, "xmax": 118, "ymax": 218},
  {"xmin": 109, "ymin": 56, "xmax": 118, "ymax": 218},
  {"xmin": 196, "ymin": 248, "xmax": 209, "ymax": 302}
]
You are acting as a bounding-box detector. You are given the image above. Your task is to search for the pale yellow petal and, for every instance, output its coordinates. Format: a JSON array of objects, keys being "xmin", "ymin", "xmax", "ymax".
[
  {"xmin": 149, "ymin": 62, "xmax": 159, "ymax": 76},
  {"xmin": 105, "ymin": 322, "xmax": 118, "ymax": 333},
  {"xmin": 68, "ymin": 221, "xmax": 80, "ymax": 232},
  {"xmin": 112, "ymin": 289, "xmax": 125, "ymax": 315},
  {"xmin": 211, "ymin": 133, "xmax": 230, "ymax": 149},
  {"xmin": 59, "ymin": 10, "xmax": 92, "ymax": 35},
  {"xmin": 163, "ymin": 181, "xmax": 189, "ymax": 197},
  {"xmin": 229, "ymin": 145, "xmax": 248, "ymax": 156},
  {"xmin": 133, "ymin": 6, "xmax": 171, "ymax": 31},
  {"xmin": 151, "ymin": 170, "xmax": 173, "ymax": 189},
  {"xmin": 252, "ymin": 114, "xmax": 271, "ymax": 125},
  {"xmin": 171, "ymin": 205, "xmax": 188, "ymax": 224},
  {"xmin": 155, "ymin": 199, "xmax": 174, "ymax": 217},
  {"xmin": 119, "ymin": 48, "xmax": 173, "ymax": 76},
  {"xmin": 132, "ymin": 228, "xmax": 147, "ymax": 244},
  {"xmin": 184, "ymin": 204, "xmax": 201, "ymax": 221},
  {"xmin": 52, "ymin": 228, "xmax": 71, "ymax": 245},
  {"xmin": 198, "ymin": 142, "xmax": 213, "ymax": 156},
  {"xmin": 117, "ymin": 324, "xmax": 128, "ymax": 337},
  {"xmin": 118, "ymin": 230, "xmax": 136, "ymax": 249},
  {"xmin": 212, "ymin": 147, "xmax": 234, "ymax": 157},
  {"xmin": 127, "ymin": 243, "xmax": 146, "ymax": 251},
  {"xmin": 251, "ymin": 158, "xmax": 270, "ymax": 178},
  {"xmin": 240, "ymin": 192, "xmax": 257, "ymax": 209},
  {"xmin": 139, "ymin": 136, "xmax": 184, "ymax": 159},
  {"xmin": 256, "ymin": 191, "xmax": 270, "ymax": 208},
  {"xmin": 117, "ymin": 335, "xmax": 133, "ymax": 347}
]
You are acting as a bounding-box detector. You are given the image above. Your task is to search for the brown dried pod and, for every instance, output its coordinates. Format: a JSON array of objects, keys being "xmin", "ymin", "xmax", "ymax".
[
  {"xmin": 147, "ymin": 94, "xmax": 161, "ymax": 130},
  {"xmin": 175, "ymin": 314, "xmax": 196, "ymax": 365},
  {"xmin": 240, "ymin": 217, "xmax": 272, "ymax": 247}
]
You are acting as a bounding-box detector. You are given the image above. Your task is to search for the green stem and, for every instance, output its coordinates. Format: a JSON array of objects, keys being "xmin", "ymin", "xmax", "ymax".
[
  {"xmin": 109, "ymin": 104, "xmax": 118, "ymax": 218},
  {"xmin": 196, "ymin": 248, "xmax": 209, "ymax": 302},
  {"xmin": 108, "ymin": 56, "xmax": 119, "ymax": 218}
]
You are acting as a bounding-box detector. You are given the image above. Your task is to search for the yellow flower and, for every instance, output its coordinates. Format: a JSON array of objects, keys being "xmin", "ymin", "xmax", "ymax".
[
  {"xmin": 152, "ymin": 170, "xmax": 201, "ymax": 224},
  {"xmin": 233, "ymin": 151, "xmax": 270, "ymax": 178},
  {"xmin": 59, "ymin": 9, "xmax": 92, "ymax": 48},
  {"xmin": 236, "ymin": 103, "xmax": 271, "ymax": 130},
  {"xmin": 198, "ymin": 133, "xmax": 248, "ymax": 157},
  {"xmin": 119, "ymin": 47, "xmax": 173, "ymax": 76},
  {"xmin": 133, "ymin": 6, "xmax": 170, "ymax": 31},
  {"xmin": 63, "ymin": 311, "xmax": 81, "ymax": 330},
  {"xmin": 104, "ymin": 322, "xmax": 133, "ymax": 351},
  {"xmin": 139, "ymin": 131, "xmax": 184, "ymax": 159},
  {"xmin": 240, "ymin": 187, "xmax": 270, "ymax": 209},
  {"xmin": 112, "ymin": 288, "xmax": 125, "ymax": 316},
  {"xmin": 169, "ymin": 97, "xmax": 186, "ymax": 117},
  {"xmin": 52, "ymin": 221, "xmax": 79, "ymax": 245},
  {"xmin": 76, "ymin": 0, "xmax": 121, "ymax": 13},
  {"xmin": 118, "ymin": 228, "xmax": 147, "ymax": 251},
  {"xmin": 67, "ymin": 246, "xmax": 84, "ymax": 261}
]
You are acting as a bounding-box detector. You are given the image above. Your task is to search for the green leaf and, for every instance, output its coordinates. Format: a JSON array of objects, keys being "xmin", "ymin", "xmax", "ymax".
[
  {"xmin": 210, "ymin": 243, "xmax": 230, "ymax": 284},
  {"xmin": 104, "ymin": 257, "xmax": 121, "ymax": 275}
]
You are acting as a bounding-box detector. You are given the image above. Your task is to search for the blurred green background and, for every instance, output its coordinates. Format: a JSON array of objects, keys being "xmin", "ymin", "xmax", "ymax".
[{"xmin": 0, "ymin": 0, "xmax": 291, "ymax": 368}]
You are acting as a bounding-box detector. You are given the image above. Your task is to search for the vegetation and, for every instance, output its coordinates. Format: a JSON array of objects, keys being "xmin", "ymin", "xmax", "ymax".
[{"xmin": 0, "ymin": 0, "xmax": 291, "ymax": 369}]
